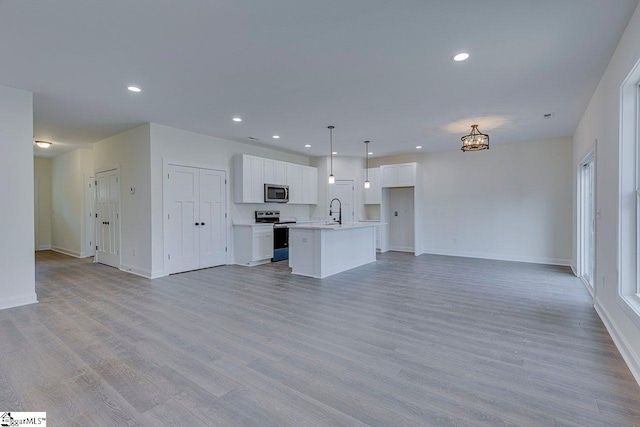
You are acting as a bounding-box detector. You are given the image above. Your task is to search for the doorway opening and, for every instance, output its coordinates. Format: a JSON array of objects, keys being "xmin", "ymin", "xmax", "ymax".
[
  {"xmin": 383, "ymin": 187, "xmax": 415, "ymax": 252},
  {"xmin": 578, "ymin": 151, "xmax": 596, "ymax": 293}
]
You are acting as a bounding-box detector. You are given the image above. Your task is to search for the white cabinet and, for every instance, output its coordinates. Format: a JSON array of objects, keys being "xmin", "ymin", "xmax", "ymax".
[
  {"xmin": 252, "ymin": 227, "xmax": 274, "ymax": 261},
  {"xmin": 233, "ymin": 154, "xmax": 264, "ymax": 203},
  {"xmin": 263, "ymin": 158, "xmax": 287, "ymax": 186},
  {"xmin": 233, "ymin": 224, "xmax": 273, "ymax": 266},
  {"xmin": 381, "ymin": 163, "xmax": 417, "ymax": 188},
  {"xmin": 234, "ymin": 154, "xmax": 317, "ymax": 205},
  {"xmin": 364, "ymin": 167, "xmax": 381, "ymax": 204},
  {"xmin": 286, "ymin": 163, "xmax": 304, "ymax": 204},
  {"xmin": 375, "ymin": 224, "xmax": 388, "ymax": 252},
  {"xmin": 302, "ymin": 166, "xmax": 318, "ymax": 205}
]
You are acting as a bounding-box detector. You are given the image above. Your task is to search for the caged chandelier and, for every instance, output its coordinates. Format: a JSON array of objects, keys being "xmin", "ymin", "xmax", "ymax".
[{"xmin": 460, "ymin": 124, "xmax": 489, "ymax": 152}]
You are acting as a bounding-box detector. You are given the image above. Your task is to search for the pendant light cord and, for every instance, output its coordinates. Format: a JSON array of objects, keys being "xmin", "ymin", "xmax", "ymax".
[
  {"xmin": 328, "ymin": 126, "xmax": 334, "ymax": 175},
  {"xmin": 365, "ymin": 141, "xmax": 369, "ymax": 181}
]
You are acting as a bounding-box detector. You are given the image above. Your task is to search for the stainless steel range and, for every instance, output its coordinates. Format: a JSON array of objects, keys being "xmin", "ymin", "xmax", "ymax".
[{"xmin": 255, "ymin": 210, "xmax": 296, "ymax": 262}]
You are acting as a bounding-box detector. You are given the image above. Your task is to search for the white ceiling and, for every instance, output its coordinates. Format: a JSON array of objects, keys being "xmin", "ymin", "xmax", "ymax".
[{"xmin": 1, "ymin": 0, "xmax": 637, "ymax": 159}]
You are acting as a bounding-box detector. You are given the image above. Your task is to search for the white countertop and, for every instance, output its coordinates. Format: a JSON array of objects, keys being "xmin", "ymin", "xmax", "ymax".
[
  {"xmin": 232, "ymin": 222, "xmax": 273, "ymax": 227},
  {"xmin": 289, "ymin": 221, "xmax": 384, "ymax": 230}
]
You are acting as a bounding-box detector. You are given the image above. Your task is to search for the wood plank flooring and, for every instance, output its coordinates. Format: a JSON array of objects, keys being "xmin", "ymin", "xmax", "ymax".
[{"xmin": 1, "ymin": 250, "xmax": 639, "ymax": 426}]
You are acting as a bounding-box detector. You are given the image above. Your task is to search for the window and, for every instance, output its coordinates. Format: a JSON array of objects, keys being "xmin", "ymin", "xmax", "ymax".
[{"xmin": 618, "ymin": 59, "xmax": 640, "ymax": 327}]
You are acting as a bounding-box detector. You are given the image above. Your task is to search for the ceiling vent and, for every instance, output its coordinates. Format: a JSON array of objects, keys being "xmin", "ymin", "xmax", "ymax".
[
  {"xmin": 247, "ymin": 137, "xmax": 260, "ymax": 141},
  {"xmin": 543, "ymin": 113, "xmax": 554, "ymax": 119}
]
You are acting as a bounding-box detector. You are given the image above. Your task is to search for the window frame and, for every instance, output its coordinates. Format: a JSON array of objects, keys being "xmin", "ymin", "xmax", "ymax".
[{"xmin": 618, "ymin": 58, "xmax": 640, "ymax": 328}]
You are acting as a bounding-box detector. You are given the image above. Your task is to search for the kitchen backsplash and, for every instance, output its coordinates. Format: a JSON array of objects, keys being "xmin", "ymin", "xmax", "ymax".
[{"xmin": 231, "ymin": 203, "xmax": 313, "ymax": 222}]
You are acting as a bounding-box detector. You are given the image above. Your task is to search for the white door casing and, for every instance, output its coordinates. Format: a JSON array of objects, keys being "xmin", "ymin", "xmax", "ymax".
[
  {"xmin": 95, "ymin": 168, "xmax": 120, "ymax": 268},
  {"xmin": 85, "ymin": 174, "xmax": 96, "ymax": 257}
]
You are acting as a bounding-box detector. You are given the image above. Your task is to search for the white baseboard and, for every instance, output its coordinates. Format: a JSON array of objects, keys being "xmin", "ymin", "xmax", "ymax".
[
  {"xmin": 388, "ymin": 246, "xmax": 415, "ymax": 253},
  {"xmin": 0, "ymin": 293, "xmax": 38, "ymax": 310},
  {"xmin": 51, "ymin": 246, "xmax": 82, "ymax": 258},
  {"xmin": 150, "ymin": 269, "xmax": 167, "ymax": 279},
  {"xmin": 594, "ymin": 299, "xmax": 640, "ymax": 387},
  {"xmin": 422, "ymin": 248, "xmax": 571, "ymax": 266},
  {"xmin": 570, "ymin": 264, "xmax": 578, "ymax": 276},
  {"xmin": 36, "ymin": 245, "xmax": 51, "ymax": 251},
  {"xmin": 120, "ymin": 263, "xmax": 152, "ymax": 279}
]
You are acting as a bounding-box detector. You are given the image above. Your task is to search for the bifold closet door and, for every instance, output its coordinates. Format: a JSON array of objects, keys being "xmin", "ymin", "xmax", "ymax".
[
  {"xmin": 166, "ymin": 165, "xmax": 227, "ymax": 274},
  {"xmin": 166, "ymin": 165, "xmax": 200, "ymax": 273},
  {"xmin": 199, "ymin": 169, "xmax": 226, "ymax": 268}
]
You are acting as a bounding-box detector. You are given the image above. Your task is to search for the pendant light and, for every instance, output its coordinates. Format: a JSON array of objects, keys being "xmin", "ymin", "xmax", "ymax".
[
  {"xmin": 364, "ymin": 140, "xmax": 371, "ymax": 189},
  {"xmin": 460, "ymin": 124, "xmax": 489, "ymax": 152},
  {"xmin": 328, "ymin": 125, "xmax": 335, "ymax": 184}
]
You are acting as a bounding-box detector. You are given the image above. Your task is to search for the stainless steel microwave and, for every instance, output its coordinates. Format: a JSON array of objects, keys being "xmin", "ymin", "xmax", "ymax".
[{"xmin": 264, "ymin": 184, "xmax": 289, "ymax": 203}]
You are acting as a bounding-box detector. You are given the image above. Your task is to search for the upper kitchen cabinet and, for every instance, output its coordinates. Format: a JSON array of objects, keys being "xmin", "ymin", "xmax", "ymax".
[
  {"xmin": 263, "ymin": 158, "xmax": 287, "ymax": 186},
  {"xmin": 302, "ymin": 165, "xmax": 318, "ymax": 205},
  {"xmin": 381, "ymin": 163, "xmax": 417, "ymax": 188},
  {"xmin": 234, "ymin": 154, "xmax": 317, "ymax": 204},
  {"xmin": 364, "ymin": 167, "xmax": 381, "ymax": 204},
  {"xmin": 286, "ymin": 162, "xmax": 304, "ymax": 204},
  {"xmin": 233, "ymin": 154, "xmax": 264, "ymax": 203}
]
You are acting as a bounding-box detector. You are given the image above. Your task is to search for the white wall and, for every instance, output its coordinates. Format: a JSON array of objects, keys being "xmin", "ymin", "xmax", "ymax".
[
  {"xmin": 0, "ymin": 85, "xmax": 37, "ymax": 310},
  {"xmin": 51, "ymin": 148, "xmax": 94, "ymax": 257},
  {"xmin": 34, "ymin": 157, "xmax": 52, "ymax": 250},
  {"xmin": 573, "ymin": 1, "xmax": 640, "ymax": 383},
  {"xmin": 94, "ymin": 124, "xmax": 151, "ymax": 277},
  {"xmin": 149, "ymin": 123, "xmax": 312, "ymax": 277},
  {"xmin": 371, "ymin": 138, "xmax": 573, "ymax": 265}
]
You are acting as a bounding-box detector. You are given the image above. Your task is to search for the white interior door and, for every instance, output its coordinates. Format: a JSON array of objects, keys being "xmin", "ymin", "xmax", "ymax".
[
  {"xmin": 199, "ymin": 169, "xmax": 227, "ymax": 268},
  {"xmin": 166, "ymin": 165, "xmax": 200, "ymax": 274},
  {"xmin": 96, "ymin": 169, "xmax": 120, "ymax": 267},
  {"xmin": 85, "ymin": 175, "xmax": 95, "ymax": 257},
  {"xmin": 329, "ymin": 180, "xmax": 354, "ymax": 223},
  {"xmin": 388, "ymin": 187, "xmax": 415, "ymax": 252}
]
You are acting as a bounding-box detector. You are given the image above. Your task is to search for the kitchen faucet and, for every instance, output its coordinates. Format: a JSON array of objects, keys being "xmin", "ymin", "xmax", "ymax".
[{"xmin": 329, "ymin": 198, "xmax": 342, "ymax": 225}]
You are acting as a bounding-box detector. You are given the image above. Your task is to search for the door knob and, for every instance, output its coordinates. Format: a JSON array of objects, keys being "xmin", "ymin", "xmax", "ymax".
[
  {"xmin": 201, "ymin": 222, "xmax": 205, "ymax": 226},
  {"xmin": 195, "ymin": 222, "xmax": 200, "ymax": 226}
]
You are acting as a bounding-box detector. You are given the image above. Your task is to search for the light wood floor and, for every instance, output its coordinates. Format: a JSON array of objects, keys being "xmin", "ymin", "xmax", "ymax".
[{"xmin": 1, "ymin": 251, "xmax": 639, "ymax": 426}]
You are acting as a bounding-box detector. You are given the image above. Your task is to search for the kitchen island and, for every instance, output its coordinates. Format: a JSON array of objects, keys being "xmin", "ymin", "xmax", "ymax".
[{"xmin": 288, "ymin": 222, "xmax": 379, "ymax": 279}]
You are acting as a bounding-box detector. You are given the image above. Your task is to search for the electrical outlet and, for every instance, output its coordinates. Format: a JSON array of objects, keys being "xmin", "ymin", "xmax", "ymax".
[
  {"xmin": 453, "ymin": 238, "xmax": 458, "ymax": 244},
  {"xmin": 133, "ymin": 249, "xmax": 136, "ymax": 256},
  {"xmin": 600, "ymin": 275, "xmax": 605, "ymax": 287}
]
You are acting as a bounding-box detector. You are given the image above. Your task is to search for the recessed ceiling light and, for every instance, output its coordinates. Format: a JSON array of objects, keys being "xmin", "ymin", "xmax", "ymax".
[
  {"xmin": 232, "ymin": 117, "xmax": 242, "ymax": 122},
  {"xmin": 304, "ymin": 144, "xmax": 311, "ymax": 148},
  {"xmin": 416, "ymin": 145, "xmax": 423, "ymax": 149},
  {"xmin": 332, "ymin": 151, "xmax": 337, "ymax": 155},
  {"xmin": 127, "ymin": 86, "xmax": 141, "ymax": 92},
  {"xmin": 453, "ymin": 53, "xmax": 469, "ymax": 62},
  {"xmin": 368, "ymin": 152, "xmax": 373, "ymax": 155},
  {"xmin": 272, "ymin": 135, "xmax": 280, "ymax": 139},
  {"xmin": 35, "ymin": 140, "xmax": 52, "ymax": 148}
]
